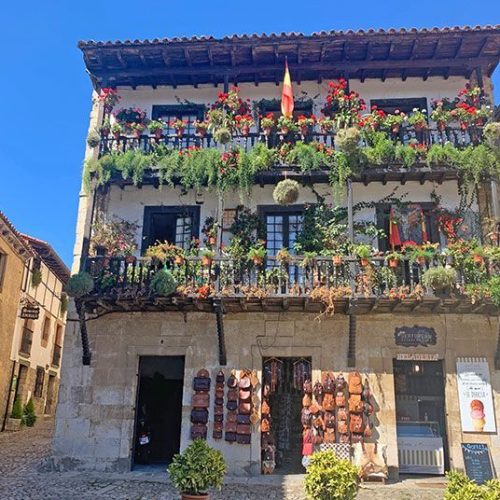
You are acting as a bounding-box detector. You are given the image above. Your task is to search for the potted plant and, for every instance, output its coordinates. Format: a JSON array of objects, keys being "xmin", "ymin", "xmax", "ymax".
[
  {"xmin": 98, "ymin": 87, "xmax": 121, "ymax": 114},
  {"xmin": 260, "ymin": 113, "xmax": 275, "ymax": 136},
  {"xmin": 408, "ymin": 108, "xmax": 428, "ymax": 132},
  {"xmin": 277, "ymin": 115, "xmax": 297, "ymax": 135},
  {"xmin": 65, "ymin": 272, "xmax": 94, "ymax": 298},
  {"xmin": 170, "ymin": 118, "xmax": 187, "ymax": 138},
  {"xmin": 273, "ymin": 179, "xmax": 300, "ymax": 205},
  {"xmin": 430, "ymin": 101, "xmax": 451, "ymax": 131},
  {"xmin": 318, "ymin": 116, "xmax": 335, "ymax": 134},
  {"xmin": 471, "ymin": 246, "xmax": 486, "ymax": 266},
  {"xmin": 247, "ymin": 242, "xmax": 267, "ymax": 266},
  {"xmin": 200, "ymin": 249, "xmax": 215, "ymax": 267},
  {"xmin": 111, "ymin": 122, "xmax": 122, "ymax": 140},
  {"xmin": 297, "ymin": 114, "xmax": 316, "ymax": 136},
  {"xmin": 354, "ymin": 244, "xmax": 372, "ymax": 267},
  {"xmin": 168, "ymin": 439, "xmax": 226, "ymax": 500},
  {"xmin": 385, "ymin": 251, "xmax": 403, "ymax": 268},
  {"xmin": 131, "ymin": 122, "xmax": 146, "ymax": 139},
  {"xmin": 23, "ymin": 398, "xmax": 36, "ymax": 427},
  {"xmin": 301, "ymin": 251, "xmax": 317, "ymax": 268},
  {"xmin": 421, "ymin": 266, "xmax": 457, "ymax": 297},
  {"xmin": 202, "ymin": 217, "xmax": 218, "ymax": 248},
  {"xmin": 150, "ymin": 269, "xmax": 177, "ymax": 296},
  {"xmin": 99, "ymin": 118, "xmax": 111, "ymax": 138},
  {"xmin": 87, "ymin": 131, "xmax": 101, "ymax": 148},
  {"xmin": 4, "ymin": 397, "xmax": 23, "ymax": 431},
  {"xmin": 276, "ymin": 248, "xmax": 292, "ymax": 265},
  {"xmin": 148, "ymin": 120, "xmax": 164, "ymax": 139},
  {"xmin": 235, "ymin": 114, "xmax": 254, "ymax": 136},
  {"xmin": 332, "ymin": 253, "xmax": 343, "ymax": 266},
  {"xmin": 194, "ymin": 120, "xmax": 209, "ymax": 138},
  {"xmin": 384, "ymin": 111, "xmax": 406, "ymax": 134}
]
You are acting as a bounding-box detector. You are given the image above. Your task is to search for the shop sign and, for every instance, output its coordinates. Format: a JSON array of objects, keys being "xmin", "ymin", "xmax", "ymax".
[
  {"xmin": 457, "ymin": 358, "xmax": 497, "ymax": 433},
  {"xmin": 396, "ymin": 353, "xmax": 439, "ymax": 361},
  {"xmin": 462, "ymin": 443, "xmax": 495, "ymax": 484},
  {"xmin": 20, "ymin": 305, "xmax": 40, "ymax": 320},
  {"xmin": 395, "ymin": 326, "xmax": 436, "ymax": 347}
]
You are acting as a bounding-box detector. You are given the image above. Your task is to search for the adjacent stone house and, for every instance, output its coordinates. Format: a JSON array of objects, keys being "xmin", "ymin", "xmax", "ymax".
[{"xmin": 53, "ymin": 25, "xmax": 500, "ymax": 478}]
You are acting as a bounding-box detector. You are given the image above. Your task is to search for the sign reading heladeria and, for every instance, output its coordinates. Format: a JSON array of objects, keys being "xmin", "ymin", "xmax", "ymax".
[
  {"xmin": 394, "ymin": 326, "xmax": 437, "ymax": 347},
  {"xmin": 456, "ymin": 358, "xmax": 497, "ymax": 433}
]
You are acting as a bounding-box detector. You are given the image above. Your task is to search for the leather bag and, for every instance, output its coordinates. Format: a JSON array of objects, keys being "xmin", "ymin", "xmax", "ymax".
[
  {"xmin": 237, "ymin": 414, "xmax": 251, "ymax": 425},
  {"xmin": 212, "ymin": 429, "xmax": 223, "ymax": 440},
  {"xmin": 215, "ymin": 387, "xmax": 224, "ymax": 399},
  {"xmin": 335, "ymin": 373, "xmax": 346, "ymax": 391},
  {"xmin": 191, "ymin": 408, "xmax": 209, "ymax": 424},
  {"xmin": 324, "ymin": 411, "xmax": 335, "ymax": 428},
  {"xmin": 302, "ymin": 394, "xmax": 312, "ymax": 408},
  {"xmin": 227, "ymin": 412, "xmax": 237, "ymax": 423},
  {"xmin": 337, "ymin": 420, "xmax": 348, "ymax": 434},
  {"xmin": 302, "ymin": 429, "xmax": 313, "ymax": 456},
  {"xmin": 261, "ymin": 400, "xmax": 270, "ymax": 415},
  {"xmin": 239, "ymin": 388, "xmax": 252, "ymax": 402},
  {"xmin": 239, "ymin": 376, "xmax": 251, "ymax": 390},
  {"xmin": 323, "ymin": 393, "xmax": 335, "ymax": 411},
  {"xmin": 191, "ymin": 424, "xmax": 207, "ymax": 440},
  {"xmin": 303, "ymin": 379, "xmax": 313, "ymax": 394},
  {"xmin": 261, "ymin": 417, "xmax": 271, "ymax": 433},
  {"xmin": 214, "ymin": 413, "xmax": 224, "ymax": 423},
  {"xmin": 193, "ymin": 377, "xmax": 210, "ymax": 392},
  {"xmin": 323, "ymin": 373, "xmax": 336, "ymax": 394},
  {"xmin": 324, "ymin": 428, "xmax": 336, "ymax": 444},
  {"xmin": 214, "ymin": 406, "xmax": 224, "ymax": 416},
  {"xmin": 225, "ymin": 431, "xmax": 237, "ymax": 442},
  {"xmin": 301, "ymin": 408, "xmax": 313, "ymax": 428},
  {"xmin": 349, "ymin": 395, "xmax": 364, "ymax": 414},
  {"xmin": 348, "ymin": 371, "xmax": 363, "ymax": 395},
  {"xmin": 237, "ymin": 424, "xmax": 251, "ymax": 435},
  {"xmin": 350, "ymin": 414, "xmax": 365, "ymax": 434},
  {"xmin": 339, "ymin": 433, "xmax": 350, "ymax": 444},
  {"xmin": 192, "ymin": 393, "xmax": 210, "ymax": 408},
  {"xmin": 213, "ymin": 421, "xmax": 223, "ymax": 432},
  {"xmin": 337, "ymin": 407, "xmax": 348, "ymax": 421},
  {"xmin": 227, "ymin": 389, "xmax": 238, "ymax": 402},
  {"xmin": 214, "ymin": 397, "xmax": 224, "ymax": 406},
  {"xmin": 216, "ymin": 370, "xmax": 225, "ymax": 384},
  {"xmin": 225, "ymin": 422, "xmax": 237, "ymax": 433},
  {"xmin": 239, "ymin": 402, "xmax": 252, "ymax": 414},
  {"xmin": 227, "ymin": 375, "xmax": 238, "ymax": 388},
  {"xmin": 237, "ymin": 434, "xmax": 251, "ymax": 444},
  {"xmin": 313, "ymin": 381, "xmax": 323, "ymax": 401},
  {"xmin": 351, "ymin": 433, "xmax": 364, "ymax": 444},
  {"xmin": 226, "ymin": 400, "xmax": 238, "ymax": 412},
  {"xmin": 335, "ymin": 392, "xmax": 346, "ymax": 407}
]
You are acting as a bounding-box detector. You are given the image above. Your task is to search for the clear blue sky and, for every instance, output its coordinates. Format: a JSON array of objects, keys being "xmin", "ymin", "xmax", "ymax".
[{"xmin": 1, "ymin": 1, "xmax": 498, "ymax": 266}]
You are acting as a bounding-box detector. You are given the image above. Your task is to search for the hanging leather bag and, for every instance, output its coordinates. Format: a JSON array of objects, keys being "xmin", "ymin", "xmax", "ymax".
[
  {"xmin": 339, "ymin": 433, "xmax": 350, "ymax": 444},
  {"xmin": 313, "ymin": 381, "xmax": 323, "ymax": 402},
  {"xmin": 335, "ymin": 392, "xmax": 346, "ymax": 407},
  {"xmin": 324, "ymin": 411, "xmax": 335, "ymax": 428},
  {"xmin": 227, "ymin": 374, "xmax": 238, "ymax": 389},
  {"xmin": 239, "ymin": 375, "xmax": 251, "ymax": 390},
  {"xmin": 192, "ymin": 393, "xmax": 210, "ymax": 408},
  {"xmin": 191, "ymin": 408, "xmax": 209, "ymax": 424},
  {"xmin": 302, "ymin": 394, "xmax": 312, "ymax": 408},
  {"xmin": 335, "ymin": 373, "xmax": 347, "ymax": 391},
  {"xmin": 349, "ymin": 413, "xmax": 365, "ymax": 434},
  {"xmin": 193, "ymin": 369, "xmax": 211, "ymax": 392},
  {"xmin": 227, "ymin": 400, "xmax": 238, "ymax": 411},
  {"xmin": 191, "ymin": 424, "xmax": 207, "ymax": 440},
  {"xmin": 303, "ymin": 379, "xmax": 313, "ymax": 394},
  {"xmin": 324, "ymin": 428, "xmax": 336, "ymax": 444},
  {"xmin": 239, "ymin": 402, "xmax": 252, "ymax": 414},
  {"xmin": 261, "ymin": 417, "xmax": 271, "ymax": 433},
  {"xmin": 225, "ymin": 421, "xmax": 237, "ymax": 433},
  {"xmin": 237, "ymin": 414, "xmax": 251, "ymax": 425},
  {"xmin": 323, "ymin": 393, "xmax": 335, "ymax": 411},
  {"xmin": 227, "ymin": 389, "xmax": 238, "ymax": 402},
  {"xmin": 237, "ymin": 424, "xmax": 251, "ymax": 435},
  {"xmin": 349, "ymin": 394, "xmax": 364, "ymax": 414},
  {"xmin": 214, "ymin": 413, "xmax": 224, "ymax": 423},
  {"xmin": 301, "ymin": 408, "xmax": 313, "ymax": 428},
  {"xmin": 337, "ymin": 420, "xmax": 348, "ymax": 434},
  {"xmin": 237, "ymin": 434, "xmax": 251, "ymax": 445},
  {"xmin": 216, "ymin": 370, "xmax": 225, "ymax": 384},
  {"xmin": 215, "ymin": 387, "xmax": 224, "ymax": 399},
  {"xmin": 227, "ymin": 412, "xmax": 237, "ymax": 423},
  {"xmin": 323, "ymin": 373, "xmax": 335, "ymax": 394},
  {"xmin": 302, "ymin": 429, "xmax": 313, "ymax": 456},
  {"xmin": 348, "ymin": 371, "xmax": 363, "ymax": 395},
  {"xmin": 225, "ymin": 431, "xmax": 237, "ymax": 442},
  {"xmin": 239, "ymin": 388, "xmax": 252, "ymax": 402},
  {"xmin": 337, "ymin": 407, "xmax": 348, "ymax": 421},
  {"xmin": 261, "ymin": 400, "xmax": 270, "ymax": 415}
]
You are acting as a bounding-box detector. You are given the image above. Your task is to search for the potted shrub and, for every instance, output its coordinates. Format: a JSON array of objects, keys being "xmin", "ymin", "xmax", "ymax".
[
  {"xmin": 318, "ymin": 116, "xmax": 335, "ymax": 134},
  {"xmin": 194, "ymin": 120, "xmax": 209, "ymax": 138},
  {"xmin": 168, "ymin": 439, "xmax": 226, "ymax": 500},
  {"xmin": 384, "ymin": 111, "xmax": 406, "ymax": 134},
  {"xmin": 200, "ymin": 249, "xmax": 214, "ymax": 267},
  {"xmin": 273, "ymin": 179, "xmax": 300, "ymax": 205},
  {"xmin": 276, "ymin": 248, "xmax": 292, "ymax": 265},
  {"xmin": 408, "ymin": 108, "xmax": 428, "ymax": 132},
  {"xmin": 23, "ymin": 398, "xmax": 36, "ymax": 427},
  {"xmin": 354, "ymin": 244, "xmax": 372, "ymax": 267},
  {"xmin": 65, "ymin": 272, "xmax": 94, "ymax": 298},
  {"xmin": 4, "ymin": 397, "xmax": 23, "ymax": 431},
  {"xmin": 385, "ymin": 251, "xmax": 403, "ymax": 268},
  {"xmin": 430, "ymin": 101, "xmax": 451, "ymax": 132},
  {"xmin": 235, "ymin": 114, "xmax": 254, "ymax": 136},
  {"xmin": 332, "ymin": 254, "xmax": 343, "ymax": 266},
  {"xmin": 471, "ymin": 246, "xmax": 486, "ymax": 266},
  {"xmin": 99, "ymin": 118, "xmax": 111, "ymax": 138},
  {"xmin": 170, "ymin": 118, "xmax": 187, "ymax": 138},
  {"xmin": 150, "ymin": 269, "xmax": 177, "ymax": 297},
  {"xmin": 98, "ymin": 87, "xmax": 121, "ymax": 114},
  {"xmin": 131, "ymin": 122, "xmax": 146, "ymax": 139},
  {"xmin": 247, "ymin": 243, "xmax": 267, "ymax": 266},
  {"xmin": 277, "ymin": 115, "xmax": 297, "ymax": 135},
  {"xmin": 297, "ymin": 114, "xmax": 316, "ymax": 136},
  {"xmin": 483, "ymin": 122, "xmax": 500, "ymax": 150},
  {"xmin": 304, "ymin": 450, "xmax": 359, "ymax": 500},
  {"xmin": 111, "ymin": 122, "xmax": 123, "ymax": 140},
  {"xmin": 422, "ymin": 266, "xmax": 457, "ymax": 297},
  {"xmin": 149, "ymin": 120, "xmax": 164, "ymax": 139}
]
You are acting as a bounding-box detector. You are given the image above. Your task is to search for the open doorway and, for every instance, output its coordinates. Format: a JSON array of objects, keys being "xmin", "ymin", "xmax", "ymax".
[
  {"xmin": 262, "ymin": 357, "xmax": 311, "ymax": 474},
  {"xmin": 133, "ymin": 356, "xmax": 184, "ymax": 467},
  {"xmin": 394, "ymin": 359, "xmax": 449, "ymax": 475}
]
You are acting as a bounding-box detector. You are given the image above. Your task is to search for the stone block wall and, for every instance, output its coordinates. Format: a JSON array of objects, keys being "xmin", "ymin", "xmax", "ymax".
[{"xmin": 52, "ymin": 309, "xmax": 500, "ymax": 476}]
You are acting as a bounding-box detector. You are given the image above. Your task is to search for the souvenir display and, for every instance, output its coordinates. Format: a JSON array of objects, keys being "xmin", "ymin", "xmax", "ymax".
[
  {"xmin": 236, "ymin": 370, "xmax": 253, "ymax": 444},
  {"xmin": 213, "ymin": 370, "xmax": 225, "ymax": 439},
  {"xmin": 190, "ymin": 369, "xmax": 211, "ymax": 440}
]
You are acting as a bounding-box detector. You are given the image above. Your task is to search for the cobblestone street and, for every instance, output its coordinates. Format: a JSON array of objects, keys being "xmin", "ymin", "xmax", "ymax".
[{"xmin": 0, "ymin": 420, "xmax": 445, "ymax": 499}]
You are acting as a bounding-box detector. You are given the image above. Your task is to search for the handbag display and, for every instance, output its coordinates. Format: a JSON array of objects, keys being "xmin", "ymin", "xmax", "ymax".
[{"xmin": 323, "ymin": 373, "xmax": 336, "ymax": 394}]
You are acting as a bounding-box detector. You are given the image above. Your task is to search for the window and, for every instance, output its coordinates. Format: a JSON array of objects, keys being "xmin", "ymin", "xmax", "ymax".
[
  {"xmin": 151, "ymin": 104, "xmax": 205, "ymax": 136},
  {"xmin": 0, "ymin": 252, "xmax": 6, "ymax": 291},
  {"xmin": 263, "ymin": 210, "xmax": 303, "ymax": 257},
  {"xmin": 19, "ymin": 320, "xmax": 33, "ymax": 356},
  {"xmin": 376, "ymin": 203, "xmax": 439, "ymax": 252},
  {"xmin": 42, "ymin": 317, "xmax": 51, "ymax": 342},
  {"xmin": 141, "ymin": 206, "xmax": 200, "ymax": 253},
  {"xmin": 370, "ymin": 98, "xmax": 428, "ymax": 115},
  {"xmin": 34, "ymin": 366, "xmax": 45, "ymax": 398}
]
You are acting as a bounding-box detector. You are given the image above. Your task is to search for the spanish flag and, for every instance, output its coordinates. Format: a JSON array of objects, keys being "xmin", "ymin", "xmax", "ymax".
[
  {"xmin": 389, "ymin": 208, "xmax": 401, "ymax": 250},
  {"xmin": 281, "ymin": 59, "xmax": 294, "ymax": 118}
]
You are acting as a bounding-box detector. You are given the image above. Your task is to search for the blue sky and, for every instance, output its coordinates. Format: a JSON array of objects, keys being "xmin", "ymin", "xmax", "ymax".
[{"xmin": 1, "ymin": 1, "xmax": 498, "ymax": 266}]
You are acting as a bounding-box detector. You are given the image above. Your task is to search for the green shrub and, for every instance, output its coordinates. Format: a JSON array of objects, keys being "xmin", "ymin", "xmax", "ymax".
[
  {"xmin": 23, "ymin": 398, "xmax": 36, "ymax": 427},
  {"xmin": 150, "ymin": 269, "xmax": 177, "ymax": 296},
  {"xmin": 273, "ymin": 179, "xmax": 300, "ymax": 205},
  {"xmin": 31, "ymin": 269, "xmax": 42, "ymax": 288},
  {"xmin": 65, "ymin": 272, "xmax": 94, "ymax": 298},
  {"xmin": 86, "ymin": 130, "xmax": 101, "ymax": 148},
  {"xmin": 304, "ymin": 450, "xmax": 359, "ymax": 500},
  {"xmin": 445, "ymin": 470, "xmax": 500, "ymax": 500},
  {"xmin": 11, "ymin": 397, "xmax": 23, "ymax": 419},
  {"xmin": 422, "ymin": 266, "xmax": 457, "ymax": 293},
  {"xmin": 168, "ymin": 439, "xmax": 226, "ymax": 495}
]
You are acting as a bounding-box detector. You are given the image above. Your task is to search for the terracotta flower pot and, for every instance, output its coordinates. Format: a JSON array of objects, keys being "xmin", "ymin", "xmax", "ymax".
[
  {"xmin": 416, "ymin": 256, "xmax": 427, "ymax": 266},
  {"xmin": 133, "ymin": 129, "xmax": 142, "ymax": 139},
  {"xmin": 241, "ymin": 125, "xmax": 250, "ymax": 136},
  {"xmin": 153, "ymin": 129, "xmax": 163, "ymax": 139},
  {"xmin": 176, "ymin": 128, "xmax": 185, "ymax": 138},
  {"xmin": 252, "ymin": 257, "xmax": 263, "ymax": 266},
  {"xmin": 360, "ymin": 258, "xmax": 370, "ymax": 267},
  {"xmin": 181, "ymin": 494, "xmax": 209, "ymax": 500},
  {"xmin": 460, "ymin": 122, "xmax": 468, "ymax": 131},
  {"xmin": 414, "ymin": 123, "xmax": 426, "ymax": 132},
  {"xmin": 473, "ymin": 254, "xmax": 484, "ymax": 265},
  {"xmin": 263, "ymin": 127, "xmax": 272, "ymax": 137},
  {"xmin": 196, "ymin": 128, "xmax": 207, "ymax": 138},
  {"xmin": 174, "ymin": 255, "xmax": 185, "ymax": 266},
  {"xmin": 201, "ymin": 256, "xmax": 213, "ymax": 267},
  {"xmin": 391, "ymin": 124, "xmax": 401, "ymax": 134},
  {"xmin": 332, "ymin": 255, "xmax": 343, "ymax": 266},
  {"xmin": 388, "ymin": 258, "xmax": 399, "ymax": 268},
  {"xmin": 208, "ymin": 236, "xmax": 216, "ymax": 246}
]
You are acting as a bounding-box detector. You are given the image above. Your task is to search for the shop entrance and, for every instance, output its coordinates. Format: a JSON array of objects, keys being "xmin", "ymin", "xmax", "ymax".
[
  {"xmin": 394, "ymin": 359, "xmax": 449, "ymax": 475},
  {"xmin": 133, "ymin": 356, "xmax": 184, "ymax": 467},
  {"xmin": 262, "ymin": 357, "xmax": 311, "ymax": 474}
]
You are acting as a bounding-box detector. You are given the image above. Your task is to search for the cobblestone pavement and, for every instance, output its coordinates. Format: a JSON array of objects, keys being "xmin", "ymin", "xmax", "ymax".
[{"xmin": 0, "ymin": 420, "xmax": 445, "ymax": 499}]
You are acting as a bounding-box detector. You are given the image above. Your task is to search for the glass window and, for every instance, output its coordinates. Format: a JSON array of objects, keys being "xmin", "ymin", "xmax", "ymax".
[
  {"xmin": 151, "ymin": 105, "xmax": 205, "ymax": 136},
  {"xmin": 34, "ymin": 367, "xmax": 45, "ymax": 398}
]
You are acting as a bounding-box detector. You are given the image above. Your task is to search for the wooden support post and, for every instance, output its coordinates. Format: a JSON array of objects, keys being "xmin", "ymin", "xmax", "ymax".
[
  {"xmin": 76, "ymin": 300, "xmax": 91, "ymax": 366},
  {"xmin": 347, "ymin": 313, "xmax": 356, "ymax": 367},
  {"xmin": 223, "ymin": 74, "xmax": 229, "ymax": 93},
  {"xmin": 214, "ymin": 300, "xmax": 227, "ymax": 366}
]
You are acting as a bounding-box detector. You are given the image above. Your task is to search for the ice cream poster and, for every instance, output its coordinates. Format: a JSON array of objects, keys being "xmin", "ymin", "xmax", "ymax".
[{"xmin": 456, "ymin": 358, "xmax": 497, "ymax": 433}]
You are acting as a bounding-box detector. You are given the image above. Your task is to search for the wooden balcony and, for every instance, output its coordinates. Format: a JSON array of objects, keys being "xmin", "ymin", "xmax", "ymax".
[{"xmin": 82, "ymin": 255, "xmax": 499, "ymax": 316}]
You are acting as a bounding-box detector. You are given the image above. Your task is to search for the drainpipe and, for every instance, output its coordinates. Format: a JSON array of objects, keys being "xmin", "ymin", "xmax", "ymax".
[{"xmin": 1, "ymin": 361, "xmax": 17, "ymax": 431}]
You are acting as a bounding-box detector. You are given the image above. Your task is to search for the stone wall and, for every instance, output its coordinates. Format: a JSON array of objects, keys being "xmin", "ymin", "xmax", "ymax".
[
  {"xmin": 52, "ymin": 310, "xmax": 500, "ymax": 476},
  {"xmin": 0, "ymin": 237, "xmax": 25, "ymax": 430}
]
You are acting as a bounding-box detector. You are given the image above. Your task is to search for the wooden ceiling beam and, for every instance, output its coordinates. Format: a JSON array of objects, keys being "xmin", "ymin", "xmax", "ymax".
[
  {"xmin": 207, "ymin": 46, "xmax": 214, "ymax": 66},
  {"xmin": 138, "ymin": 52, "xmax": 147, "ymax": 67},
  {"xmin": 231, "ymin": 48, "xmax": 236, "ymax": 67},
  {"xmin": 408, "ymin": 39, "xmax": 418, "ymax": 59},
  {"xmin": 116, "ymin": 51, "xmax": 127, "ymax": 68},
  {"xmin": 184, "ymin": 48, "xmax": 192, "ymax": 66},
  {"xmin": 476, "ymin": 37, "xmax": 489, "ymax": 57}
]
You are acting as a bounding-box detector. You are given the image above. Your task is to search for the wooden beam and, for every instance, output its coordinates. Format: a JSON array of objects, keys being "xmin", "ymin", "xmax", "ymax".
[
  {"xmin": 388, "ymin": 41, "xmax": 396, "ymax": 59},
  {"xmin": 162, "ymin": 50, "xmax": 170, "ymax": 67},
  {"xmin": 476, "ymin": 37, "xmax": 488, "ymax": 57},
  {"xmin": 408, "ymin": 39, "xmax": 418, "ymax": 59},
  {"xmin": 207, "ymin": 46, "xmax": 214, "ymax": 66},
  {"xmin": 454, "ymin": 37, "xmax": 464, "ymax": 58},
  {"xmin": 116, "ymin": 51, "xmax": 126, "ymax": 68},
  {"xmin": 138, "ymin": 52, "xmax": 147, "ymax": 67},
  {"xmin": 184, "ymin": 48, "xmax": 192, "ymax": 66}
]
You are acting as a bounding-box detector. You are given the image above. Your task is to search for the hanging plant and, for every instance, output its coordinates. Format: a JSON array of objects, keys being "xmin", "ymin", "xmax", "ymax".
[
  {"xmin": 213, "ymin": 127, "xmax": 232, "ymax": 144},
  {"xmin": 65, "ymin": 272, "xmax": 94, "ymax": 298},
  {"xmin": 86, "ymin": 131, "xmax": 100, "ymax": 148},
  {"xmin": 273, "ymin": 179, "xmax": 300, "ymax": 205},
  {"xmin": 31, "ymin": 269, "xmax": 42, "ymax": 288},
  {"xmin": 150, "ymin": 269, "xmax": 177, "ymax": 296},
  {"xmin": 483, "ymin": 122, "xmax": 500, "ymax": 151}
]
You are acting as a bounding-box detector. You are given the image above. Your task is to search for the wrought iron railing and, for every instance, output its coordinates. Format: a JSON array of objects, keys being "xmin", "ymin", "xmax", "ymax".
[
  {"xmin": 83, "ymin": 254, "xmax": 488, "ymax": 301},
  {"xmin": 97, "ymin": 125, "xmax": 483, "ymax": 159}
]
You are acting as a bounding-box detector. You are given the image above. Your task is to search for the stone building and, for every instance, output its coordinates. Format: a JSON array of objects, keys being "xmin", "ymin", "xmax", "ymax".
[
  {"xmin": 53, "ymin": 26, "xmax": 500, "ymax": 479},
  {"xmin": 0, "ymin": 211, "xmax": 70, "ymax": 430},
  {"xmin": 0, "ymin": 211, "xmax": 33, "ymax": 430}
]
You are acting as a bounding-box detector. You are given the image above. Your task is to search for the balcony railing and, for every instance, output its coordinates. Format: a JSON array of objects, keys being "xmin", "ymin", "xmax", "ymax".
[
  {"xmin": 19, "ymin": 327, "xmax": 33, "ymax": 356},
  {"xmin": 83, "ymin": 254, "xmax": 494, "ymax": 308},
  {"xmin": 97, "ymin": 125, "xmax": 483, "ymax": 159},
  {"xmin": 52, "ymin": 345, "xmax": 62, "ymax": 367}
]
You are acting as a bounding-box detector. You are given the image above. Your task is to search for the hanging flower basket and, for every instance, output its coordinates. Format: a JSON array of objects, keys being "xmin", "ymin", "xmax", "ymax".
[{"xmin": 273, "ymin": 179, "xmax": 300, "ymax": 205}]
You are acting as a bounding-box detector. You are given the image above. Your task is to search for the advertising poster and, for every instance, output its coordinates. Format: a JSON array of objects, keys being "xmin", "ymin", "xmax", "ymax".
[{"xmin": 456, "ymin": 358, "xmax": 496, "ymax": 433}]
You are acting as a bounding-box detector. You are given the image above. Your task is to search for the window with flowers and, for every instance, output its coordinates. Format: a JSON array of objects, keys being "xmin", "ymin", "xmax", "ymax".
[
  {"xmin": 376, "ymin": 203, "xmax": 439, "ymax": 252},
  {"xmin": 370, "ymin": 98, "xmax": 428, "ymax": 116},
  {"xmin": 152, "ymin": 104, "xmax": 205, "ymax": 136}
]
